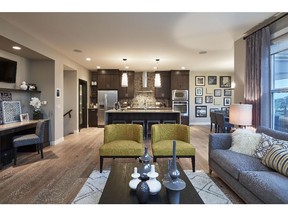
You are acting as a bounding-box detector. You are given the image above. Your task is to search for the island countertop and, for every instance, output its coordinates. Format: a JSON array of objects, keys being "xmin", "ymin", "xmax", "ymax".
[{"xmin": 104, "ymin": 109, "xmax": 181, "ymax": 125}]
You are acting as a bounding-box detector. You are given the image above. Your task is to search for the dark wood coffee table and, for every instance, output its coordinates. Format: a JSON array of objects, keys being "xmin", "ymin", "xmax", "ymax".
[{"xmin": 98, "ymin": 162, "xmax": 204, "ymax": 204}]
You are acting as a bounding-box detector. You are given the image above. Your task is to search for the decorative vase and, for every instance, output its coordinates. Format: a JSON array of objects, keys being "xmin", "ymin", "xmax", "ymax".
[
  {"xmin": 138, "ymin": 147, "xmax": 152, "ymax": 180},
  {"xmin": 136, "ymin": 178, "xmax": 150, "ymax": 204},
  {"xmin": 146, "ymin": 164, "xmax": 161, "ymax": 195},
  {"xmin": 162, "ymin": 140, "xmax": 186, "ymax": 204},
  {"xmin": 129, "ymin": 167, "xmax": 141, "ymax": 190},
  {"xmin": 33, "ymin": 112, "xmax": 43, "ymax": 120},
  {"xmin": 162, "ymin": 159, "xmax": 172, "ymax": 182},
  {"xmin": 20, "ymin": 81, "xmax": 28, "ymax": 90}
]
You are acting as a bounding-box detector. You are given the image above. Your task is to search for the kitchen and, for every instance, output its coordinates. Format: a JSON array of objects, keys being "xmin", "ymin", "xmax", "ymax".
[{"xmin": 88, "ymin": 69, "xmax": 190, "ymax": 129}]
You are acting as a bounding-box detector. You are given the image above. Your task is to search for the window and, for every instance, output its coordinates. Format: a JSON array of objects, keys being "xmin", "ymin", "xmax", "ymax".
[{"xmin": 271, "ymin": 33, "xmax": 288, "ymax": 132}]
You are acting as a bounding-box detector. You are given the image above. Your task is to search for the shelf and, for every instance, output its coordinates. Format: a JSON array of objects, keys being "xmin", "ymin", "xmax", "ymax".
[{"xmin": 0, "ymin": 88, "xmax": 41, "ymax": 93}]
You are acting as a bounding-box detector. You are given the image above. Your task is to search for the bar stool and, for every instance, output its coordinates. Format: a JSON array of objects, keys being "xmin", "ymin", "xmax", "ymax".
[
  {"xmin": 146, "ymin": 120, "xmax": 160, "ymax": 139},
  {"xmin": 132, "ymin": 120, "xmax": 145, "ymax": 139},
  {"xmin": 112, "ymin": 120, "xmax": 127, "ymax": 124},
  {"xmin": 162, "ymin": 120, "xmax": 177, "ymax": 124}
]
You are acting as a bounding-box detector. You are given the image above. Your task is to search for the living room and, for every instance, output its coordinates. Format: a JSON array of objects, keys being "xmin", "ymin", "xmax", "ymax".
[{"xmin": 0, "ymin": 0, "xmax": 288, "ymax": 214}]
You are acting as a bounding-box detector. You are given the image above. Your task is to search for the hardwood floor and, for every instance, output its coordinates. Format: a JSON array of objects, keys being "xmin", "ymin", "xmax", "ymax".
[{"xmin": 0, "ymin": 125, "xmax": 242, "ymax": 204}]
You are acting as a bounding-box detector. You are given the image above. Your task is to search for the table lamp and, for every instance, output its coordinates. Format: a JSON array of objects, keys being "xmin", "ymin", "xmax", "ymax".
[{"xmin": 229, "ymin": 104, "xmax": 252, "ymax": 128}]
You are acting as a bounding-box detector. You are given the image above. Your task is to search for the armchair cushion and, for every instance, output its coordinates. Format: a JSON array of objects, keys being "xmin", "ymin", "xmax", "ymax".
[
  {"xmin": 152, "ymin": 140, "xmax": 195, "ymax": 156},
  {"xmin": 152, "ymin": 124, "xmax": 190, "ymax": 144},
  {"xmin": 100, "ymin": 140, "xmax": 143, "ymax": 156}
]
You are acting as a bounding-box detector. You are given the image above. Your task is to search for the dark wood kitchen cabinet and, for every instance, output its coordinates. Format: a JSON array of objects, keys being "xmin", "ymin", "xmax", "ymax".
[
  {"xmin": 97, "ymin": 69, "xmax": 120, "ymax": 90},
  {"xmin": 88, "ymin": 108, "xmax": 98, "ymax": 127},
  {"xmin": 171, "ymin": 70, "xmax": 189, "ymax": 90},
  {"xmin": 155, "ymin": 71, "xmax": 171, "ymax": 99},
  {"xmin": 118, "ymin": 71, "xmax": 135, "ymax": 98}
]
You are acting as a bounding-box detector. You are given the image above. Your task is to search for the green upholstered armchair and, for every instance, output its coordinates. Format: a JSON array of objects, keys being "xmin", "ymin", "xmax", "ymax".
[
  {"xmin": 151, "ymin": 124, "xmax": 196, "ymax": 172},
  {"xmin": 99, "ymin": 124, "xmax": 144, "ymax": 172}
]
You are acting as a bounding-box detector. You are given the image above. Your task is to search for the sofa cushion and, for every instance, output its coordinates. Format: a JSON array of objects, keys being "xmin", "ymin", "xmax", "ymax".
[
  {"xmin": 253, "ymin": 133, "xmax": 288, "ymax": 159},
  {"xmin": 210, "ymin": 149, "xmax": 271, "ymax": 179},
  {"xmin": 262, "ymin": 144, "xmax": 288, "ymax": 177},
  {"xmin": 152, "ymin": 140, "xmax": 195, "ymax": 156},
  {"xmin": 229, "ymin": 129, "xmax": 261, "ymax": 156},
  {"xmin": 99, "ymin": 140, "xmax": 143, "ymax": 156},
  {"xmin": 239, "ymin": 171, "xmax": 288, "ymax": 203}
]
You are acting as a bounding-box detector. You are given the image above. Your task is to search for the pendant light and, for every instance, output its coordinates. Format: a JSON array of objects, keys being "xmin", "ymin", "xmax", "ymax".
[
  {"xmin": 121, "ymin": 58, "xmax": 128, "ymax": 87},
  {"xmin": 154, "ymin": 59, "xmax": 161, "ymax": 88},
  {"xmin": 142, "ymin": 71, "xmax": 148, "ymax": 88}
]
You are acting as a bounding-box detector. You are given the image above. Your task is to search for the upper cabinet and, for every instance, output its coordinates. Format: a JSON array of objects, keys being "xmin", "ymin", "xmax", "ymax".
[
  {"xmin": 155, "ymin": 71, "xmax": 171, "ymax": 99},
  {"xmin": 171, "ymin": 70, "xmax": 189, "ymax": 90},
  {"xmin": 97, "ymin": 69, "xmax": 120, "ymax": 90},
  {"xmin": 118, "ymin": 71, "xmax": 135, "ymax": 99}
]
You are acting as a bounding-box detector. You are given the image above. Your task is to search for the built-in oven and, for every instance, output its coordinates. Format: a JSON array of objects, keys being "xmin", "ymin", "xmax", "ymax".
[
  {"xmin": 172, "ymin": 90, "xmax": 189, "ymax": 101},
  {"xmin": 172, "ymin": 101, "xmax": 189, "ymax": 116}
]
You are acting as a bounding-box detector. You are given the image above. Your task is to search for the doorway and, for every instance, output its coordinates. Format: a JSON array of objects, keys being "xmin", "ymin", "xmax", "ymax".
[{"xmin": 79, "ymin": 79, "xmax": 87, "ymax": 131}]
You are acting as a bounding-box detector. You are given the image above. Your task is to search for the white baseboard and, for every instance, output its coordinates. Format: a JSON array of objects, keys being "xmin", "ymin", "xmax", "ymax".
[
  {"xmin": 51, "ymin": 137, "xmax": 64, "ymax": 145},
  {"xmin": 73, "ymin": 130, "xmax": 79, "ymax": 134},
  {"xmin": 189, "ymin": 122, "xmax": 210, "ymax": 126}
]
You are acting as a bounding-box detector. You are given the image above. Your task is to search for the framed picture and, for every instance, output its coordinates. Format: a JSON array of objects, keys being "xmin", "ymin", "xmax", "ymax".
[
  {"xmin": 195, "ymin": 87, "xmax": 203, "ymax": 96},
  {"xmin": 20, "ymin": 113, "xmax": 29, "ymax": 121},
  {"xmin": 205, "ymin": 96, "xmax": 213, "ymax": 103},
  {"xmin": 221, "ymin": 107, "xmax": 230, "ymax": 114},
  {"xmin": 195, "ymin": 76, "xmax": 205, "ymax": 86},
  {"xmin": 210, "ymin": 108, "xmax": 219, "ymax": 113},
  {"xmin": 224, "ymin": 89, "xmax": 232, "ymax": 96},
  {"xmin": 1, "ymin": 101, "xmax": 22, "ymax": 124},
  {"xmin": 224, "ymin": 97, "xmax": 231, "ymax": 106},
  {"xmin": 220, "ymin": 76, "xmax": 231, "ymax": 88},
  {"xmin": 195, "ymin": 97, "xmax": 203, "ymax": 104},
  {"xmin": 208, "ymin": 76, "xmax": 217, "ymax": 85},
  {"xmin": 214, "ymin": 89, "xmax": 222, "ymax": 97},
  {"xmin": 214, "ymin": 98, "xmax": 222, "ymax": 105},
  {"xmin": 195, "ymin": 106, "xmax": 207, "ymax": 117},
  {"xmin": 206, "ymin": 87, "xmax": 213, "ymax": 94}
]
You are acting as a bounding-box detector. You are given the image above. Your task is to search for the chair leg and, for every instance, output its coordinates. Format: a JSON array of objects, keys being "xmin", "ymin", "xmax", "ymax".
[
  {"xmin": 153, "ymin": 157, "xmax": 157, "ymax": 163},
  {"xmin": 100, "ymin": 156, "xmax": 104, "ymax": 173},
  {"xmin": 14, "ymin": 147, "xmax": 17, "ymax": 165},
  {"xmin": 39, "ymin": 143, "xmax": 44, "ymax": 159},
  {"xmin": 209, "ymin": 168, "xmax": 212, "ymax": 174},
  {"xmin": 191, "ymin": 156, "xmax": 195, "ymax": 172},
  {"xmin": 210, "ymin": 123, "xmax": 212, "ymax": 132}
]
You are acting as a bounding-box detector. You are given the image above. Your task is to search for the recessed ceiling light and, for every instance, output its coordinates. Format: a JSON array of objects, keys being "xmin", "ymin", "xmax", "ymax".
[
  {"xmin": 73, "ymin": 49, "xmax": 82, "ymax": 53},
  {"xmin": 12, "ymin": 46, "xmax": 21, "ymax": 50},
  {"xmin": 199, "ymin": 51, "xmax": 207, "ymax": 54},
  {"xmin": 86, "ymin": 57, "xmax": 91, "ymax": 61},
  {"xmin": 181, "ymin": 66, "xmax": 186, "ymax": 69},
  {"xmin": 96, "ymin": 66, "xmax": 101, "ymax": 69}
]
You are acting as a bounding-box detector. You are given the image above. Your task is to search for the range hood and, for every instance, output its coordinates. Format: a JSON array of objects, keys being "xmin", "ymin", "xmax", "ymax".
[{"xmin": 142, "ymin": 71, "xmax": 147, "ymax": 88}]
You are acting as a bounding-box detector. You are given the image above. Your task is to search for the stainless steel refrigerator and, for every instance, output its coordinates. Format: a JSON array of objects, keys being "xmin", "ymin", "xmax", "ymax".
[{"xmin": 97, "ymin": 90, "xmax": 118, "ymax": 127}]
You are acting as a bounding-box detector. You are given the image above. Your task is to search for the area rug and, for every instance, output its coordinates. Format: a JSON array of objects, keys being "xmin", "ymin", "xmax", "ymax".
[{"xmin": 72, "ymin": 170, "xmax": 232, "ymax": 204}]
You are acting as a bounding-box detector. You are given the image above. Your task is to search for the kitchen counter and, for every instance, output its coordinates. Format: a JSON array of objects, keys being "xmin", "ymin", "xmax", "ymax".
[{"xmin": 104, "ymin": 109, "xmax": 181, "ymax": 125}]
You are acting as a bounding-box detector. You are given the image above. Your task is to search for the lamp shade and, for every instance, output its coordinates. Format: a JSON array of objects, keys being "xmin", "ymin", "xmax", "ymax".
[
  {"xmin": 229, "ymin": 104, "xmax": 252, "ymax": 126},
  {"xmin": 121, "ymin": 72, "xmax": 128, "ymax": 87}
]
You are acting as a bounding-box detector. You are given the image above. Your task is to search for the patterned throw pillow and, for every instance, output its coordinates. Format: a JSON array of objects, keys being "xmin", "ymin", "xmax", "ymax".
[
  {"xmin": 229, "ymin": 129, "xmax": 261, "ymax": 156},
  {"xmin": 253, "ymin": 133, "xmax": 288, "ymax": 159},
  {"xmin": 261, "ymin": 145, "xmax": 288, "ymax": 176}
]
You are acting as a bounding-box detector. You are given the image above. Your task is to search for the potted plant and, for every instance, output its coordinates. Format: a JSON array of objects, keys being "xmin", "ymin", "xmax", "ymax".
[{"xmin": 30, "ymin": 97, "xmax": 43, "ymax": 120}]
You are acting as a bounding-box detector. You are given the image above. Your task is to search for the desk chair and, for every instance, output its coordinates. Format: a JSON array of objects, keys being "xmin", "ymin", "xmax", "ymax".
[{"xmin": 13, "ymin": 120, "xmax": 46, "ymax": 165}]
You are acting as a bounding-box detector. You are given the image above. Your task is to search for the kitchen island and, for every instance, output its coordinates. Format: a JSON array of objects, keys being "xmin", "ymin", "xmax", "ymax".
[{"xmin": 104, "ymin": 109, "xmax": 181, "ymax": 125}]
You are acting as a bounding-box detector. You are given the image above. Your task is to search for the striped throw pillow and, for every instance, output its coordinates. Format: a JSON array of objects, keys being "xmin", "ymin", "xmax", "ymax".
[{"xmin": 262, "ymin": 145, "xmax": 288, "ymax": 177}]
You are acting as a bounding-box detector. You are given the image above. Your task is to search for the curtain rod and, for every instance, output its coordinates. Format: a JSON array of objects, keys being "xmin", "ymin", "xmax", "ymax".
[{"xmin": 243, "ymin": 12, "xmax": 288, "ymax": 40}]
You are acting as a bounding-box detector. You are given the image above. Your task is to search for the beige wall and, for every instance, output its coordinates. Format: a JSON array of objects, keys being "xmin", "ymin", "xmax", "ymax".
[{"xmin": 0, "ymin": 18, "xmax": 90, "ymax": 144}]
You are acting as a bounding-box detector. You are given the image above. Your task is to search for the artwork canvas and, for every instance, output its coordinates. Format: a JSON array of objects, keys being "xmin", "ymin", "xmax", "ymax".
[
  {"xmin": 195, "ymin": 106, "xmax": 207, "ymax": 117},
  {"xmin": 2, "ymin": 101, "xmax": 22, "ymax": 124},
  {"xmin": 208, "ymin": 76, "xmax": 217, "ymax": 85},
  {"xmin": 220, "ymin": 76, "xmax": 231, "ymax": 88},
  {"xmin": 195, "ymin": 76, "xmax": 205, "ymax": 86},
  {"xmin": 20, "ymin": 113, "xmax": 29, "ymax": 121}
]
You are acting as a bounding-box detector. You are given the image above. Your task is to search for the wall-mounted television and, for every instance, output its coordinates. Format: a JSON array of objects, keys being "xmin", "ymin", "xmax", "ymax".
[{"xmin": 0, "ymin": 57, "xmax": 17, "ymax": 83}]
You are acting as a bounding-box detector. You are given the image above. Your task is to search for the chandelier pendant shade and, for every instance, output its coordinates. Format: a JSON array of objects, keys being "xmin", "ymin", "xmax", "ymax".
[
  {"xmin": 121, "ymin": 58, "xmax": 128, "ymax": 87},
  {"xmin": 154, "ymin": 58, "xmax": 161, "ymax": 88},
  {"xmin": 142, "ymin": 71, "xmax": 148, "ymax": 88}
]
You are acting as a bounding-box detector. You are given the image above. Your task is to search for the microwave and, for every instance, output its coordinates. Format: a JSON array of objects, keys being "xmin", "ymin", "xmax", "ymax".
[{"xmin": 172, "ymin": 90, "xmax": 189, "ymax": 101}]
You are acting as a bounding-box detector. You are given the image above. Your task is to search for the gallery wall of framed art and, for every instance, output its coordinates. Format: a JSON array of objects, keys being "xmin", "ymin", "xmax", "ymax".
[{"xmin": 190, "ymin": 72, "xmax": 234, "ymax": 123}]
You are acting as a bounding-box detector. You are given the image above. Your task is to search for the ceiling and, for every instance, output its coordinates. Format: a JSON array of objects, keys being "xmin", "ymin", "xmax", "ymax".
[{"xmin": 0, "ymin": 12, "xmax": 276, "ymax": 72}]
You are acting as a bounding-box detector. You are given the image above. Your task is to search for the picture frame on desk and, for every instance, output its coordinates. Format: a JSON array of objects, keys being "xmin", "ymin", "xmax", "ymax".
[{"xmin": 20, "ymin": 113, "xmax": 29, "ymax": 122}]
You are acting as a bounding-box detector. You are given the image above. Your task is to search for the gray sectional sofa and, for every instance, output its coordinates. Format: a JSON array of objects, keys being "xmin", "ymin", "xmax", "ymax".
[{"xmin": 209, "ymin": 126, "xmax": 288, "ymax": 204}]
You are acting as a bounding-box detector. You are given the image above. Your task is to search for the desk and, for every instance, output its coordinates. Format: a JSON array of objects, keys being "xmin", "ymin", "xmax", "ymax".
[{"xmin": 0, "ymin": 120, "xmax": 50, "ymax": 169}]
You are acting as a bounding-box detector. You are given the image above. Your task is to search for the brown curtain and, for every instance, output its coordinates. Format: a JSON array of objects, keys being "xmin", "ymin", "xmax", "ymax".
[{"xmin": 245, "ymin": 27, "xmax": 270, "ymax": 128}]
